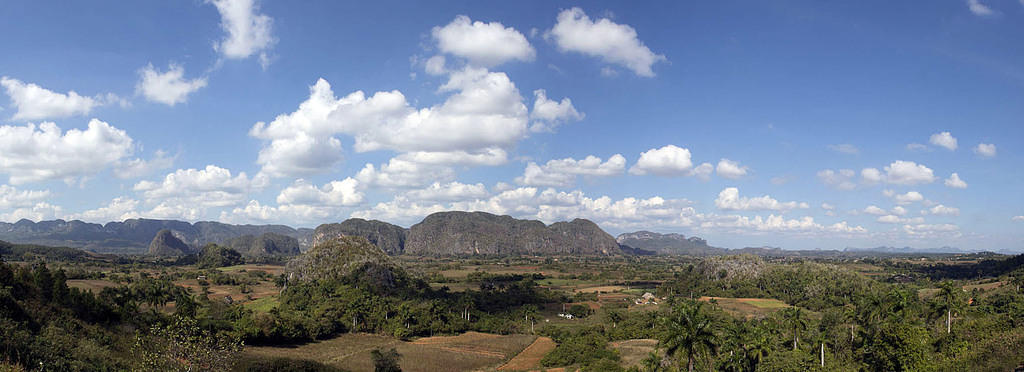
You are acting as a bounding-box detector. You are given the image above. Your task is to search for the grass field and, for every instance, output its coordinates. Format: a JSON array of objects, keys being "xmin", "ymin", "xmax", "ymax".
[
  {"xmin": 699, "ymin": 296, "xmax": 791, "ymax": 318},
  {"xmin": 66, "ymin": 279, "xmax": 119, "ymax": 292},
  {"xmin": 498, "ymin": 336, "xmax": 556, "ymax": 371},
  {"xmin": 246, "ymin": 332, "xmax": 536, "ymax": 372},
  {"xmin": 610, "ymin": 339, "xmax": 659, "ymax": 369}
]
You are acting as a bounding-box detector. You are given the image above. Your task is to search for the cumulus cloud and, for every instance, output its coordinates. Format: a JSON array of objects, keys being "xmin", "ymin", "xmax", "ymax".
[
  {"xmin": 924, "ymin": 204, "xmax": 960, "ymax": 216},
  {"xmin": 903, "ymin": 223, "xmax": 960, "ymax": 238},
  {"xmin": 529, "ymin": 89, "xmax": 584, "ymax": 132},
  {"xmin": 974, "ymin": 143, "xmax": 996, "ymax": 157},
  {"xmin": 1013, "ymin": 216, "xmax": 1024, "ymax": 222},
  {"xmin": 546, "ymin": 7, "xmax": 666, "ymax": 77},
  {"xmin": 432, "ymin": 15, "xmax": 535, "ymax": 67},
  {"xmin": 517, "ymin": 154, "xmax": 626, "ymax": 187},
  {"xmin": 0, "ymin": 185, "xmax": 50, "ymax": 210},
  {"xmin": 136, "ymin": 64, "xmax": 207, "ymax": 106},
  {"xmin": 276, "ymin": 178, "xmax": 363, "ymax": 206},
  {"xmin": 0, "ymin": 202, "xmax": 63, "ymax": 223},
  {"xmin": 250, "ymin": 68, "xmax": 528, "ymax": 176},
  {"xmin": 66, "ymin": 197, "xmax": 140, "ymax": 222},
  {"xmin": 629, "ymin": 145, "xmax": 696, "ymax": 176},
  {"xmin": 209, "ymin": 0, "xmax": 275, "ymax": 65},
  {"xmin": 716, "ymin": 159, "xmax": 749, "ymax": 179},
  {"xmin": 817, "ymin": 169, "xmax": 856, "ymax": 190},
  {"xmin": 929, "ymin": 131, "xmax": 958, "ymax": 151},
  {"xmin": 405, "ymin": 181, "xmax": 489, "ymax": 202},
  {"xmin": 220, "ymin": 199, "xmax": 344, "ymax": 224},
  {"xmin": 863, "ymin": 205, "xmax": 888, "ymax": 216},
  {"xmin": 967, "ymin": 0, "xmax": 995, "ymax": 16},
  {"xmin": 886, "ymin": 190, "xmax": 925, "ymax": 205},
  {"xmin": 906, "ymin": 143, "xmax": 929, "ymax": 152},
  {"xmin": 863, "ymin": 161, "xmax": 935, "ymax": 186},
  {"xmin": 1, "ymin": 77, "xmax": 122, "ymax": 121},
  {"xmin": 134, "ymin": 165, "xmax": 265, "ymax": 208},
  {"xmin": 944, "ymin": 173, "xmax": 967, "ymax": 189},
  {"xmin": 714, "ymin": 187, "xmax": 809, "ymax": 212},
  {"xmin": 0, "ymin": 120, "xmax": 134, "ymax": 184},
  {"xmin": 356, "ymin": 158, "xmax": 455, "ymax": 189},
  {"xmin": 827, "ymin": 144, "xmax": 859, "ymax": 154}
]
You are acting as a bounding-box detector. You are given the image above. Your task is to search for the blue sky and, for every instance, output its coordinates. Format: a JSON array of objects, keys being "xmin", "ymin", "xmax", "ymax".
[{"xmin": 1, "ymin": 0, "xmax": 1022, "ymax": 251}]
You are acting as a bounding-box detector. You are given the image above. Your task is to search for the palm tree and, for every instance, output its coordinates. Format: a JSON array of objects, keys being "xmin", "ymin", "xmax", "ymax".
[
  {"xmin": 743, "ymin": 323, "xmax": 772, "ymax": 372},
  {"xmin": 641, "ymin": 350, "xmax": 663, "ymax": 372},
  {"xmin": 782, "ymin": 307, "xmax": 808, "ymax": 350},
  {"xmin": 659, "ymin": 301, "xmax": 717, "ymax": 372},
  {"xmin": 936, "ymin": 281, "xmax": 963, "ymax": 334}
]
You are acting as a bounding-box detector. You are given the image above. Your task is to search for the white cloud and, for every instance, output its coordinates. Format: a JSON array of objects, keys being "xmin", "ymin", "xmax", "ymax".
[
  {"xmin": 546, "ymin": 7, "xmax": 666, "ymax": 77},
  {"xmin": 405, "ymin": 181, "xmax": 489, "ymax": 202},
  {"xmin": 714, "ymin": 187, "xmax": 809, "ymax": 212},
  {"xmin": 924, "ymin": 204, "xmax": 960, "ymax": 216},
  {"xmin": 0, "ymin": 185, "xmax": 50, "ymax": 209},
  {"xmin": 692, "ymin": 162, "xmax": 713, "ymax": 181},
  {"xmin": 629, "ymin": 145, "xmax": 695, "ymax": 176},
  {"xmin": 529, "ymin": 89, "xmax": 584, "ymax": 132},
  {"xmin": 356, "ymin": 158, "xmax": 455, "ymax": 189},
  {"xmin": 209, "ymin": 0, "xmax": 275, "ymax": 65},
  {"xmin": 863, "ymin": 205, "xmax": 888, "ymax": 216},
  {"xmin": 517, "ymin": 154, "xmax": 626, "ymax": 187},
  {"xmin": 136, "ymin": 64, "xmax": 207, "ymax": 106},
  {"xmin": 113, "ymin": 150, "xmax": 176, "ymax": 179},
  {"xmin": 395, "ymin": 148, "xmax": 508, "ymax": 167},
  {"xmin": 1013, "ymin": 216, "xmax": 1024, "ymax": 222},
  {"xmin": 134, "ymin": 165, "xmax": 264, "ymax": 208},
  {"xmin": 220, "ymin": 199, "xmax": 343, "ymax": 224},
  {"xmin": 877, "ymin": 215, "xmax": 925, "ymax": 224},
  {"xmin": 929, "ymin": 131, "xmax": 958, "ymax": 151},
  {"xmin": 250, "ymin": 68, "xmax": 528, "ymax": 176},
  {"xmin": 424, "ymin": 55, "xmax": 447, "ymax": 75},
  {"xmin": 974, "ymin": 143, "xmax": 996, "ymax": 157},
  {"xmin": 0, "ymin": 202, "xmax": 63, "ymax": 223},
  {"xmin": 818, "ymin": 169, "xmax": 856, "ymax": 190},
  {"xmin": 276, "ymin": 178, "xmax": 363, "ymax": 206},
  {"xmin": 906, "ymin": 143, "xmax": 929, "ymax": 152},
  {"xmin": 0, "ymin": 120, "xmax": 134, "ymax": 184},
  {"xmin": 860, "ymin": 168, "xmax": 883, "ymax": 185},
  {"xmin": 828, "ymin": 144, "xmax": 859, "ymax": 154},
  {"xmin": 944, "ymin": 173, "xmax": 967, "ymax": 189},
  {"xmin": 66, "ymin": 197, "xmax": 140, "ymax": 222},
  {"xmin": 716, "ymin": 159, "xmax": 749, "ymax": 179},
  {"xmin": 967, "ymin": 0, "xmax": 995, "ymax": 16},
  {"xmin": 1, "ymin": 77, "xmax": 121, "ymax": 121},
  {"xmin": 882, "ymin": 160, "xmax": 936, "ymax": 185},
  {"xmin": 887, "ymin": 190, "xmax": 925, "ymax": 205},
  {"xmin": 432, "ymin": 15, "xmax": 535, "ymax": 67},
  {"xmin": 892, "ymin": 206, "xmax": 907, "ymax": 216},
  {"xmin": 903, "ymin": 223, "xmax": 960, "ymax": 238},
  {"xmin": 821, "ymin": 203, "xmax": 835, "ymax": 211}
]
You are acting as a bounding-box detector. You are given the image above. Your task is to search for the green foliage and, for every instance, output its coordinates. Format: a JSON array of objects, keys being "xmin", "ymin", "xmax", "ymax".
[
  {"xmin": 198, "ymin": 244, "xmax": 244, "ymax": 269},
  {"xmin": 134, "ymin": 315, "xmax": 243, "ymax": 371},
  {"xmin": 370, "ymin": 347, "xmax": 401, "ymax": 372},
  {"xmin": 233, "ymin": 356, "xmax": 346, "ymax": 372},
  {"xmin": 759, "ymin": 349, "xmax": 819, "ymax": 372},
  {"xmin": 659, "ymin": 301, "xmax": 717, "ymax": 372},
  {"xmin": 540, "ymin": 328, "xmax": 618, "ymax": 367}
]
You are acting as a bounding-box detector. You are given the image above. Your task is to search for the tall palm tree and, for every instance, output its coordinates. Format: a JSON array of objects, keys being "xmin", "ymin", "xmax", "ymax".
[
  {"xmin": 782, "ymin": 307, "xmax": 808, "ymax": 350},
  {"xmin": 936, "ymin": 281, "xmax": 962, "ymax": 334},
  {"xmin": 659, "ymin": 301, "xmax": 718, "ymax": 372},
  {"xmin": 744, "ymin": 323, "xmax": 772, "ymax": 372}
]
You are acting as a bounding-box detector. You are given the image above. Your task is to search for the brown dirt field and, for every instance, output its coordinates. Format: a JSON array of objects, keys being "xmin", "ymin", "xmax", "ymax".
[
  {"xmin": 217, "ymin": 264, "xmax": 285, "ymax": 275},
  {"xmin": 246, "ymin": 332, "xmax": 536, "ymax": 372},
  {"xmin": 611, "ymin": 339, "xmax": 659, "ymax": 369},
  {"xmin": 66, "ymin": 279, "xmax": 119, "ymax": 292},
  {"xmin": 699, "ymin": 296, "xmax": 791, "ymax": 319},
  {"xmin": 575, "ymin": 285, "xmax": 627, "ymax": 293},
  {"xmin": 498, "ymin": 336, "xmax": 556, "ymax": 371}
]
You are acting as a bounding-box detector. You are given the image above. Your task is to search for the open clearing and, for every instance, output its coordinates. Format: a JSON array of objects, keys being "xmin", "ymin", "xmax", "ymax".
[
  {"xmin": 699, "ymin": 296, "xmax": 791, "ymax": 318},
  {"xmin": 611, "ymin": 339, "xmax": 659, "ymax": 369},
  {"xmin": 498, "ymin": 336, "xmax": 555, "ymax": 371},
  {"xmin": 66, "ymin": 279, "xmax": 119, "ymax": 292},
  {"xmin": 246, "ymin": 332, "xmax": 536, "ymax": 372}
]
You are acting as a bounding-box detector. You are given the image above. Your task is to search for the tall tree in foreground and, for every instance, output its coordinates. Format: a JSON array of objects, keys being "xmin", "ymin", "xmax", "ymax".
[
  {"xmin": 782, "ymin": 307, "xmax": 808, "ymax": 350},
  {"xmin": 659, "ymin": 301, "xmax": 717, "ymax": 372},
  {"xmin": 935, "ymin": 281, "xmax": 963, "ymax": 334}
]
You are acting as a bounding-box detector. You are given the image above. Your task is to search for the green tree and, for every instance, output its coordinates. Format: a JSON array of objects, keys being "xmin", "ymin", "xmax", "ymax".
[
  {"xmin": 781, "ymin": 307, "xmax": 808, "ymax": 350},
  {"xmin": 371, "ymin": 347, "xmax": 401, "ymax": 372},
  {"xmin": 659, "ymin": 301, "xmax": 717, "ymax": 372},
  {"xmin": 934, "ymin": 281, "xmax": 963, "ymax": 334}
]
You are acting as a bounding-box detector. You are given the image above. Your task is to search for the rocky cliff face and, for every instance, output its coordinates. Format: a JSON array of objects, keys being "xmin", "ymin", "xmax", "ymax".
[
  {"xmin": 224, "ymin": 232, "xmax": 301, "ymax": 257},
  {"xmin": 148, "ymin": 229, "xmax": 192, "ymax": 256},
  {"xmin": 404, "ymin": 211, "xmax": 621, "ymax": 256},
  {"xmin": 615, "ymin": 230, "xmax": 723, "ymax": 256},
  {"xmin": 313, "ymin": 219, "xmax": 408, "ymax": 255},
  {"xmin": 285, "ymin": 236, "xmax": 392, "ymax": 283}
]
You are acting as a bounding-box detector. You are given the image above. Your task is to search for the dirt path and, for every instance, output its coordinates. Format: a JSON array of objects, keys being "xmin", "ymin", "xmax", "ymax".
[{"xmin": 497, "ymin": 336, "xmax": 556, "ymax": 371}]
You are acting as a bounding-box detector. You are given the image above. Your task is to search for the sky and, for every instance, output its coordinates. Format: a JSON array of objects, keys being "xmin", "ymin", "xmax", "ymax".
[{"xmin": 1, "ymin": 0, "xmax": 1023, "ymax": 251}]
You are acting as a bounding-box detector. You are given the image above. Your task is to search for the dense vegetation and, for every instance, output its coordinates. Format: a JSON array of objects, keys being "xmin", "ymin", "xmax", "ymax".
[{"xmin": 2, "ymin": 239, "xmax": 1024, "ymax": 371}]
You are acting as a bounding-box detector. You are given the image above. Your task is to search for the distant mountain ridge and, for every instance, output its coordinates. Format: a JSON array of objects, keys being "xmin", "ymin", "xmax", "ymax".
[
  {"xmin": 0, "ymin": 218, "xmax": 314, "ymax": 255},
  {"xmin": 616, "ymin": 230, "xmax": 724, "ymax": 256},
  {"xmin": 405, "ymin": 212, "xmax": 621, "ymax": 256}
]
